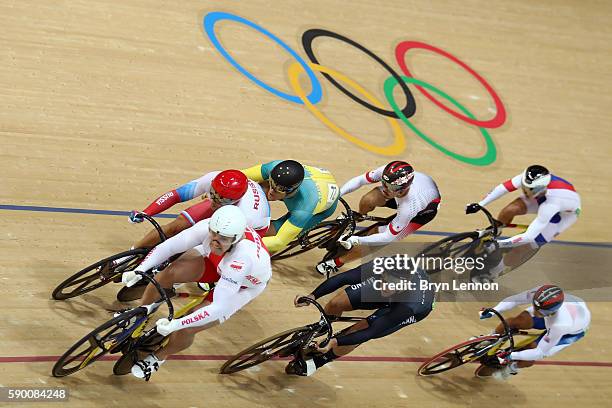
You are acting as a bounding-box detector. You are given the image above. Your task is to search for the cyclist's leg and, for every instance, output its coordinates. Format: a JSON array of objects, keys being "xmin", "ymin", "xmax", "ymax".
[
  {"xmin": 497, "ymin": 197, "xmax": 529, "ymax": 225},
  {"xmin": 140, "ymin": 248, "xmax": 206, "ymax": 305},
  {"xmin": 358, "ymin": 186, "xmax": 389, "ymax": 215},
  {"xmin": 534, "ymin": 211, "xmax": 578, "ymax": 246},
  {"xmin": 133, "ymin": 200, "xmax": 214, "ymax": 248},
  {"xmin": 494, "ymin": 310, "xmax": 535, "ymax": 334}
]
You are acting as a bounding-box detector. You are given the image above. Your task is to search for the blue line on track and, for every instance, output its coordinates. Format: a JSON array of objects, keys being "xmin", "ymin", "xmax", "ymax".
[{"xmin": 1, "ymin": 204, "xmax": 611, "ymax": 248}]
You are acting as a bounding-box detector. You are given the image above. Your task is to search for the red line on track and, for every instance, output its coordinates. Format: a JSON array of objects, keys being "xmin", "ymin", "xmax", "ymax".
[{"xmin": 2, "ymin": 355, "xmax": 612, "ymax": 367}]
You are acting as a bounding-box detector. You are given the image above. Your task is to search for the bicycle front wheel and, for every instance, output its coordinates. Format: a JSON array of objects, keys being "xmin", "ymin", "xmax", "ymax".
[
  {"xmin": 418, "ymin": 335, "xmax": 498, "ymax": 376},
  {"xmin": 220, "ymin": 326, "xmax": 313, "ymax": 374},
  {"xmin": 418, "ymin": 232, "xmax": 479, "ymax": 274},
  {"xmin": 52, "ymin": 307, "xmax": 148, "ymax": 377},
  {"xmin": 52, "ymin": 248, "xmax": 150, "ymax": 300}
]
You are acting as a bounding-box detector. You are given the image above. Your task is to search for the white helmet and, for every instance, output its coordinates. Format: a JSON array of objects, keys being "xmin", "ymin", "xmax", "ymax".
[
  {"xmin": 522, "ymin": 165, "xmax": 551, "ymax": 198},
  {"xmin": 209, "ymin": 205, "xmax": 247, "ymax": 243}
]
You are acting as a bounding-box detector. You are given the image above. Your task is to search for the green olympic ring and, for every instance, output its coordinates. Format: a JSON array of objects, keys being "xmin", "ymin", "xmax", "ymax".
[{"xmin": 384, "ymin": 76, "xmax": 497, "ymax": 166}]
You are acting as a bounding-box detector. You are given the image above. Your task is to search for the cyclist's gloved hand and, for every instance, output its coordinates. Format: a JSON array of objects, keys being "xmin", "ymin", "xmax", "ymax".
[
  {"xmin": 479, "ymin": 308, "xmax": 493, "ymax": 319},
  {"xmin": 122, "ymin": 270, "xmax": 143, "ymax": 287},
  {"xmin": 128, "ymin": 210, "xmax": 146, "ymax": 224},
  {"xmin": 338, "ymin": 236, "xmax": 359, "ymax": 250},
  {"xmin": 155, "ymin": 318, "xmax": 179, "ymax": 337},
  {"xmin": 496, "ymin": 350, "xmax": 512, "ymax": 365},
  {"xmin": 294, "ymin": 294, "xmax": 314, "ymax": 308},
  {"xmin": 465, "ymin": 203, "xmax": 481, "ymax": 215}
]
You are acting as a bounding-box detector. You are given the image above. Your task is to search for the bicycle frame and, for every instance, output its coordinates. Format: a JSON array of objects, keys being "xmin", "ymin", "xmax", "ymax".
[{"xmin": 471, "ymin": 308, "xmax": 542, "ymax": 363}]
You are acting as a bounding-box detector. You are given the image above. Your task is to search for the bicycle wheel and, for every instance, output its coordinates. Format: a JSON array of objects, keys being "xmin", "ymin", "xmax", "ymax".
[
  {"xmin": 219, "ymin": 326, "xmax": 313, "ymax": 374},
  {"xmin": 271, "ymin": 221, "xmax": 343, "ymax": 261},
  {"xmin": 418, "ymin": 335, "xmax": 499, "ymax": 376},
  {"xmin": 52, "ymin": 248, "xmax": 150, "ymax": 300},
  {"xmin": 52, "ymin": 307, "xmax": 148, "ymax": 377},
  {"xmin": 418, "ymin": 232, "xmax": 480, "ymax": 274}
]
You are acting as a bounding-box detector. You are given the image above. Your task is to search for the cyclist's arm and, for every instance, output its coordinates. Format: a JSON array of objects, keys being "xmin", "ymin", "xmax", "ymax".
[
  {"xmin": 262, "ymin": 209, "xmax": 311, "ymax": 253},
  {"xmin": 478, "ymin": 174, "xmax": 522, "ymax": 207},
  {"xmin": 335, "ymin": 304, "xmax": 408, "ymax": 346},
  {"xmin": 241, "ymin": 160, "xmax": 282, "ymax": 183},
  {"xmin": 262, "ymin": 219, "xmax": 302, "ymax": 253},
  {"xmin": 140, "ymin": 172, "xmax": 216, "ymax": 216},
  {"xmin": 135, "ymin": 222, "xmax": 208, "ymax": 272},
  {"xmin": 497, "ymin": 203, "xmax": 559, "ymax": 248},
  {"xmin": 340, "ymin": 166, "xmax": 384, "ymax": 196},
  {"xmin": 510, "ymin": 326, "xmax": 566, "ymax": 361},
  {"xmin": 491, "ymin": 287, "xmax": 538, "ymax": 313},
  {"xmin": 171, "ymin": 273, "xmax": 265, "ymax": 330},
  {"xmin": 311, "ymin": 266, "xmax": 364, "ymax": 299}
]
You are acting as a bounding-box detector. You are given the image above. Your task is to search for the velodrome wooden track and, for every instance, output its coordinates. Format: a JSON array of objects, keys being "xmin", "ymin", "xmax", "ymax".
[{"xmin": 1, "ymin": 1, "xmax": 611, "ymax": 407}]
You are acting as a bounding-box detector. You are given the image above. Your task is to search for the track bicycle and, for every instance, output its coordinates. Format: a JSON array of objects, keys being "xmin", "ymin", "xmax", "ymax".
[
  {"xmin": 52, "ymin": 214, "xmax": 171, "ymax": 301},
  {"xmin": 52, "ymin": 271, "xmax": 212, "ymax": 378},
  {"xmin": 220, "ymin": 296, "xmax": 364, "ymax": 374},
  {"xmin": 418, "ymin": 204, "xmax": 537, "ymax": 282},
  {"xmin": 418, "ymin": 308, "xmax": 544, "ymax": 377}
]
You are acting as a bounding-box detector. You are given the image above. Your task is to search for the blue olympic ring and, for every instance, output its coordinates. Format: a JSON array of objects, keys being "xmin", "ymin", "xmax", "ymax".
[{"xmin": 203, "ymin": 12, "xmax": 323, "ymax": 105}]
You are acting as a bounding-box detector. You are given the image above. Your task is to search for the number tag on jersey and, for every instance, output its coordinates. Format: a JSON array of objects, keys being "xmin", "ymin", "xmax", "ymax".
[{"xmin": 325, "ymin": 184, "xmax": 339, "ymax": 210}]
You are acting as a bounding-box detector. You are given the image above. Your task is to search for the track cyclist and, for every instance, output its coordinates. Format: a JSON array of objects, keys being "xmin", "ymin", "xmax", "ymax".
[
  {"xmin": 287, "ymin": 256, "xmax": 435, "ymax": 376},
  {"xmin": 316, "ymin": 161, "xmax": 440, "ymax": 276},
  {"xmin": 129, "ymin": 169, "xmax": 270, "ymax": 249},
  {"xmin": 466, "ymin": 165, "xmax": 581, "ymax": 248},
  {"xmin": 120, "ymin": 205, "xmax": 272, "ymax": 381},
  {"xmin": 479, "ymin": 284, "xmax": 590, "ymax": 380},
  {"xmin": 241, "ymin": 160, "xmax": 340, "ymax": 254}
]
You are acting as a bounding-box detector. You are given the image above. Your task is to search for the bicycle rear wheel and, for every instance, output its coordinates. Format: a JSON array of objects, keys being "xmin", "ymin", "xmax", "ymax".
[
  {"xmin": 52, "ymin": 248, "xmax": 150, "ymax": 300},
  {"xmin": 52, "ymin": 307, "xmax": 148, "ymax": 377},
  {"xmin": 418, "ymin": 335, "xmax": 498, "ymax": 376},
  {"xmin": 220, "ymin": 326, "xmax": 313, "ymax": 374},
  {"xmin": 418, "ymin": 232, "xmax": 479, "ymax": 274}
]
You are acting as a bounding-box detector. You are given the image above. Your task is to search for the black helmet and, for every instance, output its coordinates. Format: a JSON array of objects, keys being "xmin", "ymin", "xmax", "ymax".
[
  {"xmin": 270, "ymin": 160, "xmax": 305, "ymax": 193},
  {"xmin": 382, "ymin": 161, "xmax": 414, "ymax": 191}
]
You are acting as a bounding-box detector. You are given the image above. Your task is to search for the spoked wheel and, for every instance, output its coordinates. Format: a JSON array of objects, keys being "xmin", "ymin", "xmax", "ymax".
[
  {"xmin": 418, "ymin": 335, "xmax": 499, "ymax": 376},
  {"xmin": 220, "ymin": 326, "xmax": 314, "ymax": 374},
  {"xmin": 419, "ymin": 232, "xmax": 480, "ymax": 275},
  {"xmin": 52, "ymin": 307, "xmax": 148, "ymax": 377},
  {"xmin": 271, "ymin": 221, "xmax": 343, "ymax": 261},
  {"xmin": 52, "ymin": 248, "xmax": 150, "ymax": 300}
]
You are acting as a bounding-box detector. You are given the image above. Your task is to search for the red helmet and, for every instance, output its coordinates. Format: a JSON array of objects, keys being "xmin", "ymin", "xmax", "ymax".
[
  {"xmin": 533, "ymin": 284, "xmax": 564, "ymax": 315},
  {"xmin": 210, "ymin": 170, "xmax": 248, "ymax": 204}
]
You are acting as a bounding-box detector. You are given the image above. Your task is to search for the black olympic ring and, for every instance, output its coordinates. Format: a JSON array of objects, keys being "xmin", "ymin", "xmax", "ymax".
[{"xmin": 301, "ymin": 28, "xmax": 416, "ymax": 119}]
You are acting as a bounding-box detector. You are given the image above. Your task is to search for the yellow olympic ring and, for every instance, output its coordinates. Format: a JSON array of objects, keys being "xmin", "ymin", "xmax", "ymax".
[{"xmin": 287, "ymin": 62, "xmax": 407, "ymax": 156}]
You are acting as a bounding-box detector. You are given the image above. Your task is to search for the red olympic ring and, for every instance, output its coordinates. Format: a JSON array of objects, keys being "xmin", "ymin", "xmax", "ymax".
[{"xmin": 395, "ymin": 41, "xmax": 507, "ymax": 129}]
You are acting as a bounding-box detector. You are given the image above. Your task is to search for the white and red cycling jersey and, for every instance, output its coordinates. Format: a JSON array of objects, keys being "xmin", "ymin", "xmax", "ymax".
[
  {"xmin": 478, "ymin": 173, "xmax": 581, "ymax": 247},
  {"xmin": 135, "ymin": 219, "xmax": 271, "ymax": 328},
  {"xmin": 340, "ymin": 165, "xmax": 441, "ymax": 245},
  {"xmin": 140, "ymin": 171, "xmax": 271, "ymax": 235}
]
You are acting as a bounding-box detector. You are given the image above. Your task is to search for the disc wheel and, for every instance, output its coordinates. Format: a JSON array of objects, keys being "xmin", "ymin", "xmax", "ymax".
[
  {"xmin": 52, "ymin": 307, "xmax": 148, "ymax": 377},
  {"xmin": 418, "ymin": 335, "xmax": 499, "ymax": 376},
  {"xmin": 52, "ymin": 248, "xmax": 150, "ymax": 300},
  {"xmin": 219, "ymin": 326, "xmax": 313, "ymax": 374}
]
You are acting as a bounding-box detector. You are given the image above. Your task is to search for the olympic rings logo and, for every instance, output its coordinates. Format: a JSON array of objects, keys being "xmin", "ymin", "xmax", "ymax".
[{"xmin": 203, "ymin": 11, "xmax": 507, "ymax": 166}]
